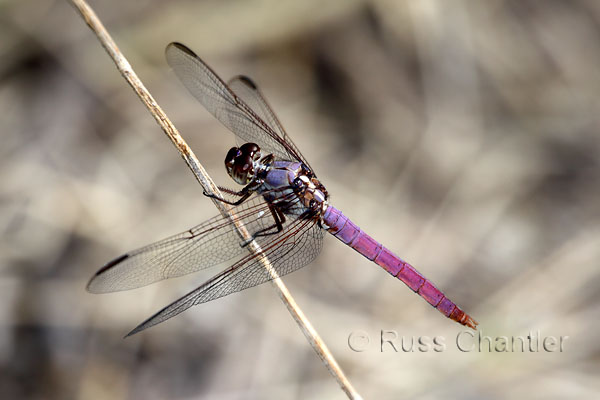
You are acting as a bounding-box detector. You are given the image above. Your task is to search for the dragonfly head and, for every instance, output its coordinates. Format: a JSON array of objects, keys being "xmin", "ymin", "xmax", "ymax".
[{"xmin": 225, "ymin": 142, "xmax": 263, "ymax": 185}]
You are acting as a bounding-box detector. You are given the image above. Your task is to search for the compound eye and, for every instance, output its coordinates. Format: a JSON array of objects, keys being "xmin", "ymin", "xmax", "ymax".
[
  {"xmin": 239, "ymin": 155, "xmax": 253, "ymax": 174},
  {"xmin": 225, "ymin": 147, "xmax": 241, "ymax": 167},
  {"xmin": 240, "ymin": 143, "xmax": 261, "ymax": 159},
  {"xmin": 229, "ymin": 154, "xmax": 255, "ymax": 185}
]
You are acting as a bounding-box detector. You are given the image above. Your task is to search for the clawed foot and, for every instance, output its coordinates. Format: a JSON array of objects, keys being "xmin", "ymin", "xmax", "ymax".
[
  {"xmin": 203, "ymin": 190, "xmax": 216, "ymax": 198},
  {"xmin": 240, "ymin": 238, "xmax": 253, "ymax": 248},
  {"xmin": 203, "ymin": 190, "xmax": 228, "ymax": 203}
]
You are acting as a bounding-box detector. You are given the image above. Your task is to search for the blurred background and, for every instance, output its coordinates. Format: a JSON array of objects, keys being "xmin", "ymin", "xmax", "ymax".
[{"xmin": 1, "ymin": 0, "xmax": 599, "ymax": 398}]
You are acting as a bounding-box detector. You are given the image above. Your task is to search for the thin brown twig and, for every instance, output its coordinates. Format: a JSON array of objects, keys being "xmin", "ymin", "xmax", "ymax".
[{"xmin": 68, "ymin": 0, "xmax": 362, "ymax": 398}]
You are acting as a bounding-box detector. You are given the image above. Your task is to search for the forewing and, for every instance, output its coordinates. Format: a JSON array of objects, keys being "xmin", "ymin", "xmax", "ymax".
[
  {"xmin": 165, "ymin": 42, "xmax": 298, "ymax": 162},
  {"xmin": 126, "ymin": 216, "xmax": 323, "ymax": 336},
  {"xmin": 87, "ymin": 192, "xmax": 300, "ymax": 293},
  {"xmin": 227, "ymin": 76, "xmax": 314, "ymax": 173}
]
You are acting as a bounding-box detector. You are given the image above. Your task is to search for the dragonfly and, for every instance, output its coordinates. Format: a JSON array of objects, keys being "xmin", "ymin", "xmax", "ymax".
[{"xmin": 87, "ymin": 42, "xmax": 478, "ymax": 336}]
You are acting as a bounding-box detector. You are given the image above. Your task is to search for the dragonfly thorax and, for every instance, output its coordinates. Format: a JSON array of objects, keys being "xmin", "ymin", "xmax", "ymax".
[
  {"xmin": 225, "ymin": 142, "xmax": 272, "ymax": 185},
  {"xmin": 292, "ymin": 173, "xmax": 329, "ymax": 213}
]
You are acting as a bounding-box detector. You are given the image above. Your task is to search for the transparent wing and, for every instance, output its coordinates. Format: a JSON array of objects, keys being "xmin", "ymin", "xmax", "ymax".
[
  {"xmin": 165, "ymin": 42, "xmax": 304, "ymax": 164},
  {"xmin": 126, "ymin": 216, "xmax": 323, "ymax": 336},
  {"xmin": 87, "ymin": 190, "xmax": 303, "ymax": 293},
  {"xmin": 227, "ymin": 75, "xmax": 315, "ymax": 174}
]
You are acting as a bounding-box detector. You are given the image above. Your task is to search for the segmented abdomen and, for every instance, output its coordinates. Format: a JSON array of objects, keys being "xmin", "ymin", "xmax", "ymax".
[{"xmin": 322, "ymin": 206, "xmax": 477, "ymax": 329}]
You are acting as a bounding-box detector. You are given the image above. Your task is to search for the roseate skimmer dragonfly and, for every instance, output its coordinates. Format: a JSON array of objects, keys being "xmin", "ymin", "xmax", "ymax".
[{"xmin": 88, "ymin": 42, "xmax": 478, "ymax": 336}]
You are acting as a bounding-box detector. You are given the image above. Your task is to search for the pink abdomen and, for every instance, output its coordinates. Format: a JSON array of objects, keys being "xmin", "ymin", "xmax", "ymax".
[{"xmin": 322, "ymin": 206, "xmax": 477, "ymax": 329}]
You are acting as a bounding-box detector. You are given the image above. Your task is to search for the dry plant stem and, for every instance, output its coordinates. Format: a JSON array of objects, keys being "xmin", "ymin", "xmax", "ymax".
[{"xmin": 68, "ymin": 0, "xmax": 361, "ymax": 398}]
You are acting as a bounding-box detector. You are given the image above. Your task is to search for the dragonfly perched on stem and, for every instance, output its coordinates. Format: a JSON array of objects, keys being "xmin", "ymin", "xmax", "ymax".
[{"xmin": 87, "ymin": 42, "xmax": 478, "ymax": 336}]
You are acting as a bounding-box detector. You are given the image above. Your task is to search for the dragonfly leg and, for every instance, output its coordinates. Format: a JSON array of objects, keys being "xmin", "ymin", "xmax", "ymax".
[
  {"xmin": 203, "ymin": 186, "xmax": 253, "ymax": 206},
  {"xmin": 241, "ymin": 204, "xmax": 286, "ymax": 247}
]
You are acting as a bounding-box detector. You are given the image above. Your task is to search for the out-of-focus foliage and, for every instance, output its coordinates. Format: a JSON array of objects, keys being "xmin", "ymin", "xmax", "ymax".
[{"xmin": 1, "ymin": 0, "xmax": 599, "ymax": 399}]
